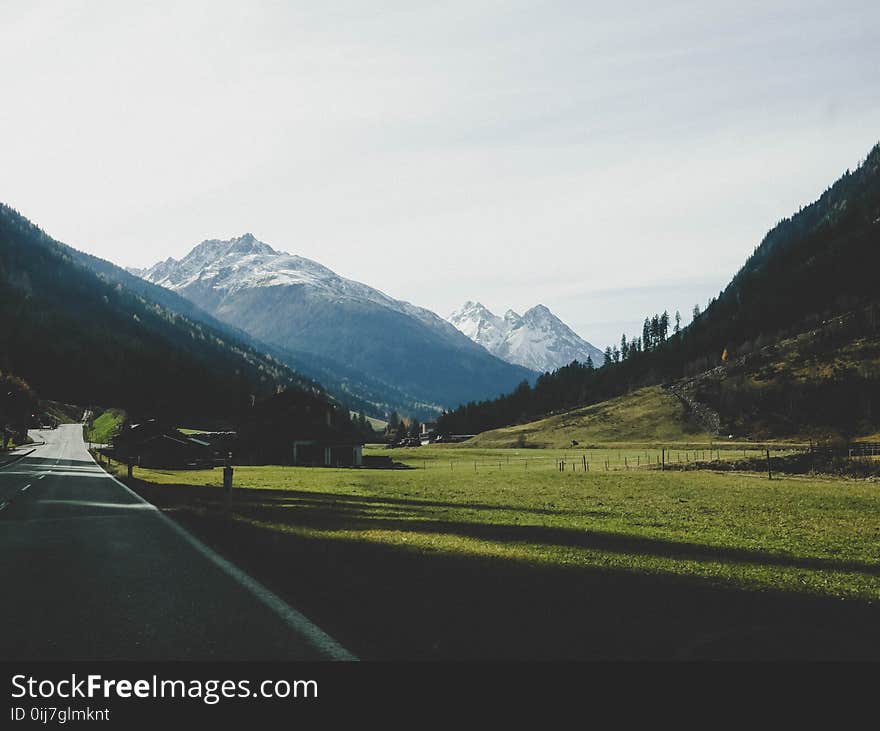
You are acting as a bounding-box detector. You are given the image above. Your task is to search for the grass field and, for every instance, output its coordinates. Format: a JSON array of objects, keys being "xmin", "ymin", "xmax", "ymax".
[
  {"xmin": 111, "ymin": 444, "xmax": 880, "ymax": 659},
  {"xmin": 85, "ymin": 408, "xmax": 125, "ymax": 444},
  {"xmin": 387, "ymin": 442, "xmax": 799, "ymax": 472},
  {"xmin": 466, "ymin": 386, "xmax": 714, "ymax": 448}
]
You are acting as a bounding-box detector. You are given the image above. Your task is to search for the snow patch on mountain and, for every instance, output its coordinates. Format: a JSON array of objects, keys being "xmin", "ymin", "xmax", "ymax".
[
  {"xmin": 137, "ymin": 234, "xmax": 483, "ymax": 350},
  {"xmin": 448, "ymin": 301, "xmax": 605, "ymax": 373}
]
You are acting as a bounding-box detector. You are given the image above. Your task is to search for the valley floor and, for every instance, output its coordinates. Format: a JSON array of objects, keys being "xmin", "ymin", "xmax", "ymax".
[{"xmin": 106, "ymin": 445, "xmax": 880, "ymax": 660}]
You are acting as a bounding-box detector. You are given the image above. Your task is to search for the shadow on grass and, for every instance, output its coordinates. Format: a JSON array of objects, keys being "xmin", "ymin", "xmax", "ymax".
[
  {"xmin": 6, "ymin": 456, "xmax": 94, "ymax": 469},
  {"xmin": 128, "ymin": 478, "xmax": 880, "ymax": 661},
  {"xmin": 133, "ymin": 481, "xmax": 879, "ymax": 577}
]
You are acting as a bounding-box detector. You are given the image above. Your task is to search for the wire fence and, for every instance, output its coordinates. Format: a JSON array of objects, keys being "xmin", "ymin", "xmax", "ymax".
[{"xmin": 395, "ymin": 445, "xmax": 802, "ymax": 473}]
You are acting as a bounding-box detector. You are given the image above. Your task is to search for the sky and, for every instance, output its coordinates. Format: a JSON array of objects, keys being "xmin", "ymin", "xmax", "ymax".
[{"xmin": 2, "ymin": 1, "xmax": 879, "ymax": 350}]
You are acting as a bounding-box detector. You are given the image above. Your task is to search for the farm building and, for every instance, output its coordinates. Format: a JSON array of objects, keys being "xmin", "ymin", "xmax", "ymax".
[
  {"xmin": 236, "ymin": 389, "xmax": 368, "ymax": 466},
  {"xmin": 292, "ymin": 439, "xmax": 363, "ymax": 467},
  {"xmin": 111, "ymin": 420, "xmax": 217, "ymax": 469}
]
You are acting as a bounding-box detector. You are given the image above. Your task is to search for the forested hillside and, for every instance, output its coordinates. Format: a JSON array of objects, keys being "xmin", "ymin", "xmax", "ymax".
[
  {"xmin": 0, "ymin": 205, "xmax": 325, "ymax": 423},
  {"xmin": 438, "ymin": 143, "xmax": 880, "ymax": 435},
  {"xmin": 72, "ymin": 245, "xmax": 411, "ymax": 420}
]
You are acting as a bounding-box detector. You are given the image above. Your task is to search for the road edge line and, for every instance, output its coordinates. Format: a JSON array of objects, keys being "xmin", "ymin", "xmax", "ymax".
[{"xmin": 92, "ymin": 456, "xmax": 358, "ymax": 662}]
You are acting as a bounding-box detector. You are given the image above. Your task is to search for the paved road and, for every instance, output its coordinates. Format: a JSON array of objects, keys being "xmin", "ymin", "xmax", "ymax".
[{"xmin": 0, "ymin": 425, "xmax": 354, "ymax": 660}]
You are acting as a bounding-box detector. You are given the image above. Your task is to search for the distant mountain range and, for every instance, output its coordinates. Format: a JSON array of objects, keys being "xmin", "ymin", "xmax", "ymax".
[
  {"xmin": 448, "ymin": 301, "xmax": 605, "ymax": 373},
  {"xmin": 133, "ymin": 236, "xmax": 535, "ymax": 416}
]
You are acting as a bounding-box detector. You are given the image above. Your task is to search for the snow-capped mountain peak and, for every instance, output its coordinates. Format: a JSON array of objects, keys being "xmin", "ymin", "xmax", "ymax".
[
  {"xmin": 524, "ymin": 303, "xmax": 552, "ymax": 320},
  {"xmin": 448, "ymin": 301, "xmax": 509, "ymax": 352},
  {"xmin": 138, "ymin": 234, "xmax": 351, "ymax": 297},
  {"xmin": 448, "ymin": 301, "xmax": 604, "ymax": 373},
  {"xmin": 137, "ymin": 235, "xmax": 499, "ymax": 353}
]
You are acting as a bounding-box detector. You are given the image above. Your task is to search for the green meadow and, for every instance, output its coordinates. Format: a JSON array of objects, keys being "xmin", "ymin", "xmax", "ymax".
[
  {"xmin": 119, "ymin": 445, "xmax": 878, "ymax": 600},
  {"xmin": 110, "ymin": 443, "xmax": 880, "ymax": 659},
  {"xmin": 84, "ymin": 408, "xmax": 125, "ymax": 444}
]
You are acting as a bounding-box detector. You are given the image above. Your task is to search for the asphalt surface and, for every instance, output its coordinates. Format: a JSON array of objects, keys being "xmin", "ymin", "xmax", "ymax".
[{"xmin": 0, "ymin": 425, "xmax": 354, "ymax": 660}]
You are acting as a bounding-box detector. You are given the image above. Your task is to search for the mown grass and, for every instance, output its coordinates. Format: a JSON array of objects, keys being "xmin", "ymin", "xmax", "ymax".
[{"xmin": 119, "ymin": 446, "xmax": 879, "ymax": 601}]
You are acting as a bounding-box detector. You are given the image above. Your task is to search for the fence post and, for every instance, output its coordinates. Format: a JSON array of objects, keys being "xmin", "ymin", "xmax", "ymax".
[
  {"xmin": 766, "ymin": 449, "xmax": 772, "ymax": 480},
  {"xmin": 223, "ymin": 454, "xmax": 234, "ymax": 511}
]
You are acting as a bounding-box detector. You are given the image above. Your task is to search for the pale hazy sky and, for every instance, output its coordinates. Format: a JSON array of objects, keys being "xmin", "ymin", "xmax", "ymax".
[{"xmin": 2, "ymin": 1, "xmax": 879, "ymax": 349}]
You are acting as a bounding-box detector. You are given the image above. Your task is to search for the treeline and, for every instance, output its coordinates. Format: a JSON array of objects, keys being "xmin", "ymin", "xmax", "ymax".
[
  {"xmin": 603, "ymin": 310, "xmax": 684, "ymax": 364},
  {"xmin": 0, "ymin": 371, "xmax": 36, "ymax": 447},
  {"xmin": 384, "ymin": 411, "xmax": 425, "ymax": 442},
  {"xmin": 351, "ymin": 411, "xmax": 382, "ymax": 441},
  {"xmin": 437, "ymin": 142, "xmax": 880, "ymax": 435}
]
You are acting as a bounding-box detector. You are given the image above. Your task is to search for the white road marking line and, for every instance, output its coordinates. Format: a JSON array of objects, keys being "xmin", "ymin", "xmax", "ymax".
[
  {"xmin": 38, "ymin": 474, "xmax": 46, "ymax": 480},
  {"xmin": 35, "ymin": 470, "xmax": 108, "ymax": 478},
  {"xmin": 92, "ymin": 453, "xmax": 357, "ymax": 661},
  {"xmin": 0, "ymin": 501, "xmax": 7, "ymax": 512},
  {"xmin": 35, "ymin": 499, "xmax": 153, "ymax": 510},
  {"xmin": 21, "ymin": 484, "xmax": 30, "ymax": 492}
]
